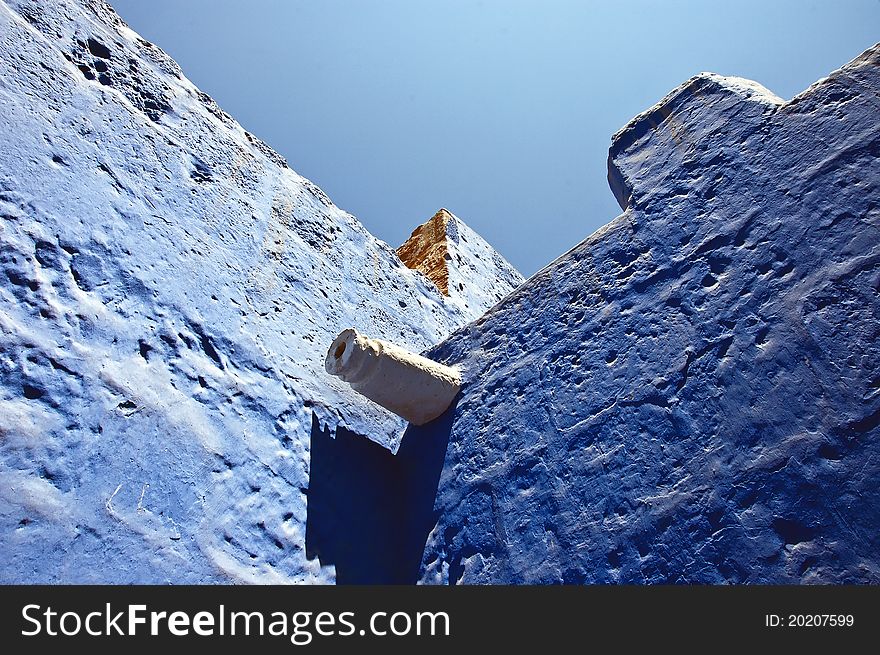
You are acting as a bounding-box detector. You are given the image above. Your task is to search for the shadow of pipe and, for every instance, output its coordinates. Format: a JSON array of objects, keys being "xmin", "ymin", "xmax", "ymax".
[{"xmin": 305, "ymin": 400, "xmax": 456, "ymax": 584}]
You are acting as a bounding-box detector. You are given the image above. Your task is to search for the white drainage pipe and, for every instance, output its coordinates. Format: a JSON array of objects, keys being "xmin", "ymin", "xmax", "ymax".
[{"xmin": 325, "ymin": 328, "xmax": 461, "ymax": 425}]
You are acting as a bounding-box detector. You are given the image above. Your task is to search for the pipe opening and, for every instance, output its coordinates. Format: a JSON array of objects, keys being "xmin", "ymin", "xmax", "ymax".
[{"xmin": 334, "ymin": 342, "xmax": 346, "ymax": 359}]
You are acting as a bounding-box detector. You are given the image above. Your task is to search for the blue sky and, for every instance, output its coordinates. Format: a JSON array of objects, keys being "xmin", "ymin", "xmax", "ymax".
[{"xmin": 109, "ymin": 0, "xmax": 880, "ymax": 276}]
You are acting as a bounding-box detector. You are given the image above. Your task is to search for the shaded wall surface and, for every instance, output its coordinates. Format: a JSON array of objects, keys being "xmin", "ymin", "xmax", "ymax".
[{"xmin": 417, "ymin": 47, "xmax": 880, "ymax": 584}]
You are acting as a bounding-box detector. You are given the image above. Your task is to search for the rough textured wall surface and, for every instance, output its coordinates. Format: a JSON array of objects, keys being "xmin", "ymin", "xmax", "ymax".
[
  {"xmin": 0, "ymin": 0, "xmax": 520, "ymax": 583},
  {"xmin": 411, "ymin": 46, "xmax": 880, "ymax": 584}
]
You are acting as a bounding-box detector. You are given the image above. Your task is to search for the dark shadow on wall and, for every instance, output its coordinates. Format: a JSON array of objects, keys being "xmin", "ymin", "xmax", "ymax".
[{"xmin": 305, "ymin": 403, "xmax": 455, "ymax": 584}]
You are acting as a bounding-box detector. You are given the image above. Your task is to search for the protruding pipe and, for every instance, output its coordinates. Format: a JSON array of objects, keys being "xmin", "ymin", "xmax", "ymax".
[{"xmin": 325, "ymin": 328, "xmax": 461, "ymax": 425}]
